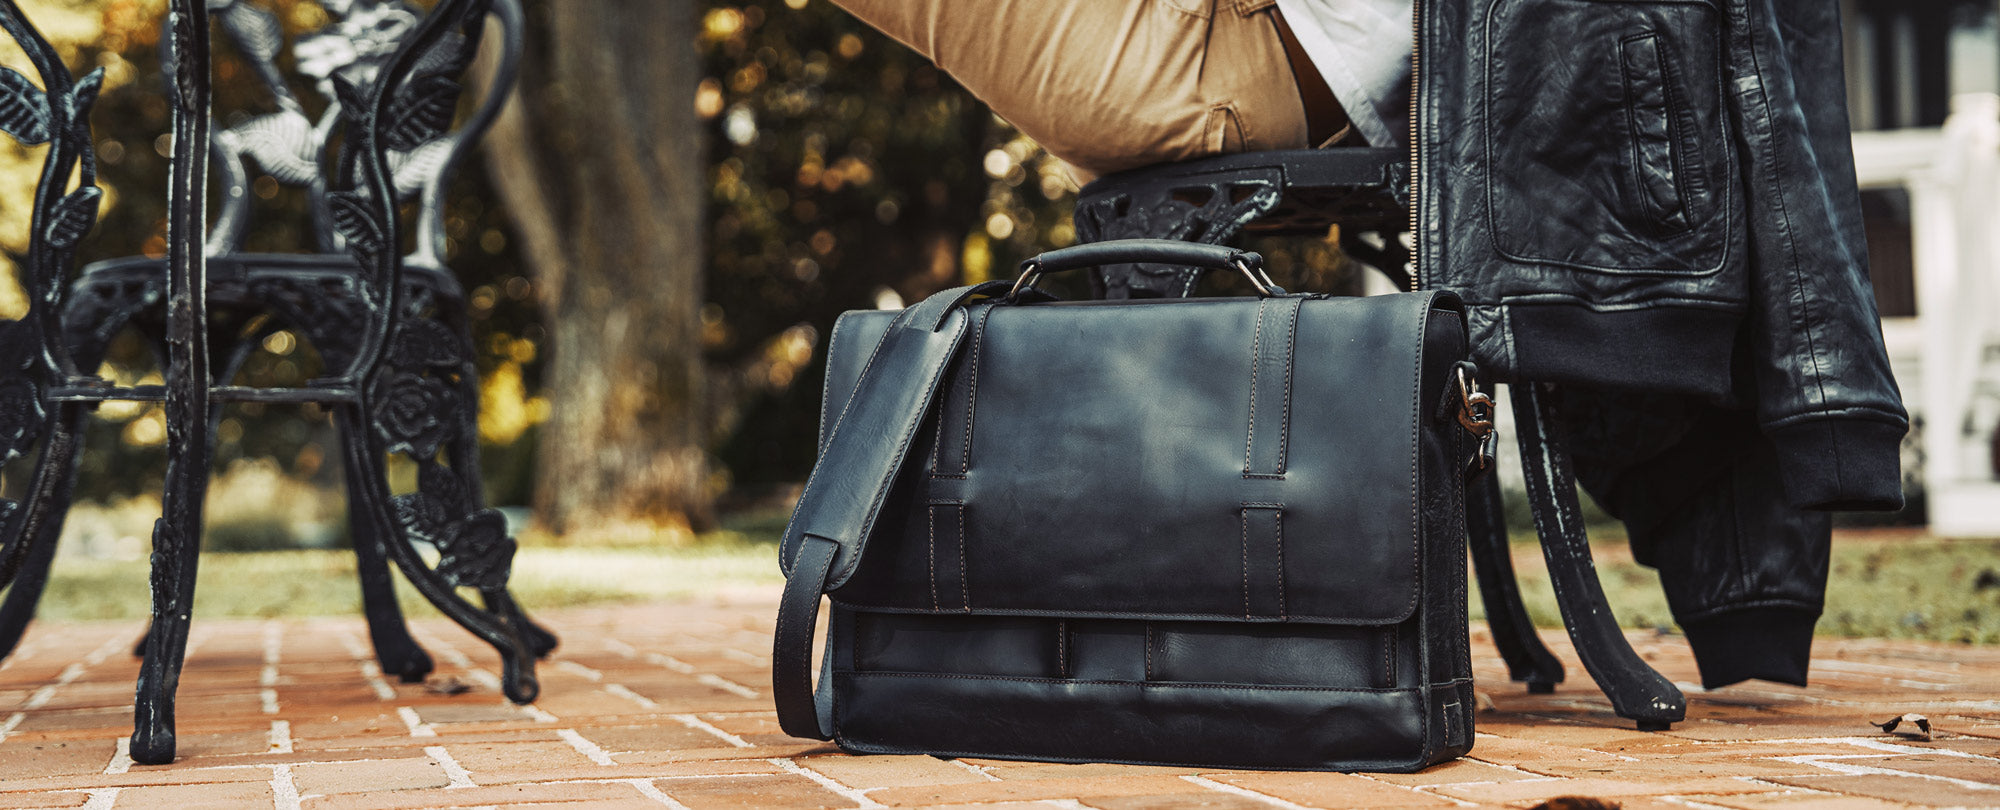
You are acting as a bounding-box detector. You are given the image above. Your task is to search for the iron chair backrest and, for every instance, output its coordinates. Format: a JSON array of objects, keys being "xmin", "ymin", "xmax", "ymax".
[{"xmin": 193, "ymin": 0, "xmax": 522, "ymax": 270}]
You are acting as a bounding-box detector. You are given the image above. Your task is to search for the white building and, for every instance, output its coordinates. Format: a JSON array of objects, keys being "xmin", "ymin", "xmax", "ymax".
[{"xmin": 1845, "ymin": 0, "xmax": 2000, "ymax": 536}]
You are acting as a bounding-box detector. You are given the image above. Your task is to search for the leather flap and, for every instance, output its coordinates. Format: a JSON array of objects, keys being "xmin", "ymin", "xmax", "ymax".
[{"xmin": 817, "ymin": 292, "xmax": 1447, "ymax": 626}]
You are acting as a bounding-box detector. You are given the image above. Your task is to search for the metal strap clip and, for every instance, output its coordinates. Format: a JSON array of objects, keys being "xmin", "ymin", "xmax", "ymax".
[{"xmin": 1455, "ymin": 366, "xmax": 1496, "ymax": 470}]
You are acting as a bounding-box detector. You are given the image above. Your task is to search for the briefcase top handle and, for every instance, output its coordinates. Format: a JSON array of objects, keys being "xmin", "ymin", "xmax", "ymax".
[{"xmin": 1011, "ymin": 239, "xmax": 1281, "ymax": 300}]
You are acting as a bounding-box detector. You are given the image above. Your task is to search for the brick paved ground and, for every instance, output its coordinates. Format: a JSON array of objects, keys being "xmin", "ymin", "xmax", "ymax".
[{"xmin": 2, "ymin": 589, "xmax": 1997, "ymax": 809}]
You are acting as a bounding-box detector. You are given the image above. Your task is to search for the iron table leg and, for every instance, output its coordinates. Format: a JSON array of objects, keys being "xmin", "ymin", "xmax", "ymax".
[
  {"xmin": 1465, "ymin": 460, "xmax": 1566, "ymax": 693},
  {"xmin": 1512, "ymin": 383, "xmax": 1684, "ymax": 729}
]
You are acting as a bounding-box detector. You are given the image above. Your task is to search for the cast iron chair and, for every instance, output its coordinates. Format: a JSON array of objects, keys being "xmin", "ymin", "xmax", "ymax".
[
  {"xmin": 1074, "ymin": 147, "xmax": 1687, "ymax": 730},
  {"xmin": 0, "ymin": 0, "xmax": 551, "ymax": 763}
]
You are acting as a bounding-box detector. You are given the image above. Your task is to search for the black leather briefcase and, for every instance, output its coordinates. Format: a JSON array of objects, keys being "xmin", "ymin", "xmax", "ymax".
[{"xmin": 772, "ymin": 240, "xmax": 1490, "ymax": 772}]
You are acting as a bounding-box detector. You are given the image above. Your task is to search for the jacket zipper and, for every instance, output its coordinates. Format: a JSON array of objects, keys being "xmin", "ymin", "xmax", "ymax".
[{"xmin": 1407, "ymin": 0, "xmax": 1422, "ymax": 291}]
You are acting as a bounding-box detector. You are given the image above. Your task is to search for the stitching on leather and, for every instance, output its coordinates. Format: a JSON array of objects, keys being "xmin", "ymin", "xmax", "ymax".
[
  {"xmin": 1056, "ymin": 619, "xmax": 1068, "ymax": 678},
  {"xmin": 1403, "ymin": 300, "xmax": 1425, "ymax": 620},
  {"xmin": 929, "ymin": 384, "xmax": 947, "ymax": 476},
  {"xmin": 840, "ymin": 670, "xmax": 1422, "ymax": 694},
  {"xmin": 1144, "ymin": 622, "xmax": 1154, "ymax": 681},
  {"xmin": 828, "ymin": 599, "xmax": 1399, "ymax": 625},
  {"xmin": 960, "ymin": 305, "xmax": 993, "ymax": 476},
  {"xmin": 1244, "ymin": 299, "xmax": 1264, "ymax": 475},
  {"xmin": 818, "ymin": 314, "xmax": 850, "ymax": 454},
  {"xmin": 931, "ymin": 306, "xmax": 994, "ymax": 478},
  {"xmin": 927, "ymin": 506, "xmax": 940, "ymax": 612},
  {"xmin": 1275, "ymin": 299, "xmax": 1299, "ymax": 475},
  {"xmin": 1273, "ymin": 508, "xmax": 1287, "ymax": 618},
  {"xmin": 1240, "ymin": 508, "xmax": 1252, "ymax": 619},
  {"xmin": 958, "ymin": 504, "xmax": 970, "ymax": 612}
]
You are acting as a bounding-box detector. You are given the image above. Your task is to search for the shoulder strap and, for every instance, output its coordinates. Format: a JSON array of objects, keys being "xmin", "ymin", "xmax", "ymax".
[{"xmin": 772, "ymin": 281, "xmax": 1006, "ymax": 740}]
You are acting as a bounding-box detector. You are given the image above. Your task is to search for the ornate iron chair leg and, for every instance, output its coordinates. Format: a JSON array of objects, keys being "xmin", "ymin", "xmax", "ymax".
[
  {"xmin": 0, "ymin": 405, "xmax": 89, "ymax": 659},
  {"xmin": 335, "ymin": 403, "xmax": 540, "ymax": 704},
  {"xmin": 341, "ymin": 435, "xmax": 435, "ymax": 682},
  {"xmin": 132, "ymin": 0, "xmax": 215, "ymax": 764},
  {"xmin": 1512, "ymin": 383, "xmax": 1684, "ymax": 730},
  {"xmin": 1465, "ymin": 460, "xmax": 1565, "ymax": 693},
  {"xmin": 132, "ymin": 399, "xmax": 211, "ymax": 764}
]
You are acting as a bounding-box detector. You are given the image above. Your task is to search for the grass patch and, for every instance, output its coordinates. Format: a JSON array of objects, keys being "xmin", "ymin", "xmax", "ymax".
[
  {"xmin": 31, "ymin": 526, "xmax": 2000, "ymax": 645},
  {"xmin": 1475, "ymin": 531, "xmax": 2000, "ymax": 644},
  {"xmin": 35, "ymin": 537, "xmax": 781, "ymax": 623}
]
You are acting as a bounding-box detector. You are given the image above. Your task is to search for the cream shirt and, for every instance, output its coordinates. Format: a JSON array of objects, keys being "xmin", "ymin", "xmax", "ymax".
[{"xmin": 1274, "ymin": 0, "xmax": 1414, "ymax": 149}]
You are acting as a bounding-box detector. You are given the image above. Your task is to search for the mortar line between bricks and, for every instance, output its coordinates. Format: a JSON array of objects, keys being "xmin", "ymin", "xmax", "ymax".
[
  {"xmin": 719, "ymin": 648, "xmax": 762, "ymax": 666},
  {"xmin": 605, "ymin": 683, "xmax": 659, "ymax": 710},
  {"xmin": 271, "ymin": 763, "xmax": 300, "ymax": 810},
  {"xmin": 426, "ymin": 745, "xmax": 476, "ymax": 788},
  {"xmin": 1180, "ymin": 775, "xmax": 1314, "ymax": 810},
  {"xmin": 1785, "ymin": 736, "xmax": 2000, "ymax": 762},
  {"xmin": 103, "ymin": 737, "xmax": 132, "ymax": 775},
  {"xmin": 1770, "ymin": 757, "xmax": 2000, "ymax": 792},
  {"xmin": 1462, "ymin": 755, "xmax": 1560, "ymax": 778},
  {"xmin": 944, "ymin": 758, "xmax": 1000, "ymax": 782},
  {"xmin": 647, "ymin": 653, "xmax": 696, "ymax": 674},
  {"xmin": 80, "ymin": 788, "xmax": 118, "ymax": 810},
  {"xmin": 1352, "ymin": 773, "xmax": 1478, "ymax": 808},
  {"xmin": 269, "ymin": 719, "xmax": 293, "ymax": 754},
  {"xmin": 773, "ymin": 758, "xmax": 882, "ymax": 808},
  {"xmin": 557, "ymin": 661, "xmax": 604, "ymax": 681},
  {"xmin": 696, "ymin": 673, "xmax": 759, "ymax": 699},
  {"xmin": 336, "ymin": 629, "xmax": 370, "ymax": 661},
  {"xmin": 674, "ymin": 713, "xmax": 750, "ymax": 748},
  {"xmin": 625, "ymin": 778, "xmax": 692, "ymax": 809},
  {"xmin": 558, "ymin": 728, "xmax": 615, "ymax": 766},
  {"xmin": 399, "ymin": 706, "xmax": 437, "ymax": 737},
  {"xmin": 359, "ymin": 660, "xmax": 396, "ymax": 701},
  {"xmin": 1661, "ymin": 796, "xmax": 1755, "ymax": 810}
]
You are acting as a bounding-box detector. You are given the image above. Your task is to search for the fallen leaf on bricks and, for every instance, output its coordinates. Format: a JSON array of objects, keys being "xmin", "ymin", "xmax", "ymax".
[
  {"xmin": 1871, "ymin": 713, "xmax": 1932, "ymax": 741},
  {"xmin": 1530, "ymin": 797, "xmax": 1622, "ymax": 810},
  {"xmin": 425, "ymin": 676, "xmax": 474, "ymax": 696}
]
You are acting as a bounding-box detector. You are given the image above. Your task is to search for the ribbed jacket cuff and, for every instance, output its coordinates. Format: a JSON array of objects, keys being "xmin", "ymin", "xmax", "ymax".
[
  {"xmin": 1766, "ymin": 417, "xmax": 1906, "ymax": 512},
  {"xmin": 1682, "ymin": 607, "xmax": 1818, "ymax": 689}
]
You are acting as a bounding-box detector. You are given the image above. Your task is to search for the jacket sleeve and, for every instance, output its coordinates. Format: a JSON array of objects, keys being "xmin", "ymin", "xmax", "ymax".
[{"xmin": 1729, "ymin": 0, "xmax": 1910, "ymax": 511}]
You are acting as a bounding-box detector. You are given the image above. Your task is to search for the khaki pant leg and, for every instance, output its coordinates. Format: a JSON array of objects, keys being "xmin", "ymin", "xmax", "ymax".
[{"xmin": 830, "ymin": 0, "xmax": 1308, "ymax": 177}]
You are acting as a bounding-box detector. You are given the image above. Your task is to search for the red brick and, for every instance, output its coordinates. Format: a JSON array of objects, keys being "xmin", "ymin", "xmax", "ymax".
[
  {"xmin": 656, "ymin": 773, "xmax": 858, "ymax": 809},
  {"xmin": 290, "ymin": 757, "xmax": 452, "ymax": 795},
  {"xmin": 113, "ymin": 781, "xmax": 273, "ymax": 809}
]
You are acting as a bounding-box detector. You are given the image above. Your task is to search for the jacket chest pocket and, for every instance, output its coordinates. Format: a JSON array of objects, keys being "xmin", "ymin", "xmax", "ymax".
[{"xmin": 1481, "ymin": 0, "xmax": 1738, "ymax": 275}]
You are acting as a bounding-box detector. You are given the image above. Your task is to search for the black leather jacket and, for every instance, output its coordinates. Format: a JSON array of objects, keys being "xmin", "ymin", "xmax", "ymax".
[
  {"xmin": 1415, "ymin": 0, "xmax": 1908, "ymax": 685},
  {"xmin": 1417, "ymin": 0, "xmax": 1907, "ymax": 510}
]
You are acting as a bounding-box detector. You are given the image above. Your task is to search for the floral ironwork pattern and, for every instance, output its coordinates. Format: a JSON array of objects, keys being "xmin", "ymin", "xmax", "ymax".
[{"xmin": 0, "ymin": 0, "xmax": 104, "ymax": 589}]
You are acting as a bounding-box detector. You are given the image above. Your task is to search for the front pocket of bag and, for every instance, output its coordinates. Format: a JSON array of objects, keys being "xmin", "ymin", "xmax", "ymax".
[{"xmin": 1482, "ymin": 0, "xmax": 1733, "ymax": 274}]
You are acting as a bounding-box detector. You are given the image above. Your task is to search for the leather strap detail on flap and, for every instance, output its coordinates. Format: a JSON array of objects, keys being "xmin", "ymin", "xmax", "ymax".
[
  {"xmin": 778, "ymin": 281, "xmax": 1004, "ymax": 588},
  {"xmin": 1244, "ymin": 297, "xmax": 1302, "ymax": 478},
  {"xmin": 1240, "ymin": 504, "xmax": 1287, "ymax": 619}
]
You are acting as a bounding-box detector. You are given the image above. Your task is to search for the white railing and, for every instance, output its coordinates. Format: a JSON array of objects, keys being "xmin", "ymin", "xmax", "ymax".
[{"xmin": 1854, "ymin": 93, "xmax": 2000, "ymax": 537}]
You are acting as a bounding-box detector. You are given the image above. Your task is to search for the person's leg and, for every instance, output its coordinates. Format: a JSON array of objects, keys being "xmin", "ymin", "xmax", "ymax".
[{"xmin": 829, "ymin": 0, "xmax": 1309, "ymax": 177}]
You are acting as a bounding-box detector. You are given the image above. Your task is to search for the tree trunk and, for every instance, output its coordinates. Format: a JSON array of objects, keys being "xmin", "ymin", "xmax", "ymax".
[{"xmin": 479, "ymin": 0, "xmax": 713, "ymax": 541}]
